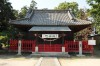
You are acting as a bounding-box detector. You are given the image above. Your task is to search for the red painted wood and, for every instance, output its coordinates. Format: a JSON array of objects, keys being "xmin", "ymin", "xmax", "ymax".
[
  {"xmin": 9, "ymin": 39, "xmax": 18, "ymax": 51},
  {"xmin": 82, "ymin": 41, "xmax": 93, "ymax": 53},
  {"xmin": 22, "ymin": 40, "xmax": 33, "ymax": 52},
  {"xmin": 9, "ymin": 40, "xmax": 93, "ymax": 53},
  {"xmin": 38, "ymin": 44, "xmax": 62, "ymax": 52},
  {"xmin": 9, "ymin": 40, "xmax": 35, "ymax": 52},
  {"xmin": 32, "ymin": 40, "xmax": 36, "ymax": 52},
  {"xmin": 65, "ymin": 40, "xmax": 93, "ymax": 53}
]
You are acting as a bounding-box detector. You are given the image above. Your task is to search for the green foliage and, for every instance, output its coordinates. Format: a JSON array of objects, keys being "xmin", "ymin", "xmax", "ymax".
[
  {"xmin": 0, "ymin": 0, "xmax": 37, "ymax": 45},
  {"xmin": 13, "ymin": 9, "xmax": 19, "ymax": 19},
  {"xmin": 87, "ymin": 0, "xmax": 100, "ymax": 34},
  {"xmin": 18, "ymin": 6, "xmax": 28, "ymax": 18},
  {"xmin": 0, "ymin": 26, "xmax": 20, "ymax": 45},
  {"xmin": 0, "ymin": 36, "xmax": 6, "ymax": 40},
  {"xmin": 54, "ymin": 1, "xmax": 78, "ymax": 17},
  {"xmin": 0, "ymin": 31, "xmax": 9, "ymax": 45},
  {"xmin": 12, "ymin": 6, "xmax": 28, "ymax": 19},
  {"xmin": 14, "ymin": 0, "xmax": 37, "ymax": 19},
  {"xmin": 0, "ymin": 0, "xmax": 16, "ymax": 31},
  {"xmin": 77, "ymin": 9, "xmax": 89, "ymax": 20},
  {"xmin": 0, "ymin": 36, "xmax": 8, "ymax": 44},
  {"xmin": 30, "ymin": 0, "xmax": 37, "ymax": 9}
]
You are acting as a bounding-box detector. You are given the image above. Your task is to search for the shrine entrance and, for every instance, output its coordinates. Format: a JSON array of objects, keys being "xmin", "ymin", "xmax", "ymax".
[
  {"xmin": 29, "ymin": 26, "xmax": 72, "ymax": 52},
  {"xmin": 37, "ymin": 34, "xmax": 63, "ymax": 52},
  {"xmin": 38, "ymin": 44, "xmax": 62, "ymax": 52}
]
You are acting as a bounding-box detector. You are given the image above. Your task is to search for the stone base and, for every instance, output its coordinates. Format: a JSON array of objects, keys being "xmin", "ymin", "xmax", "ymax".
[
  {"xmin": 17, "ymin": 53, "xmax": 22, "ymax": 56},
  {"xmin": 35, "ymin": 46, "xmax": 38, "ymax": 52},
  {"xmin": 77, "ymin": 54, "xmax": 85, "ymax": 57},
  {"xmin": 62, "ymin": 47, "xmax": 65, "ymax": 52},
  {"xmin": 31, "ymin": 52, "xmax": 70, "ymax": 57}
]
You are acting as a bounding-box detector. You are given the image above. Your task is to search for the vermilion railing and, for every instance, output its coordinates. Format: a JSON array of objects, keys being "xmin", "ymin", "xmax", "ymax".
[
  {"xmin": 21, "ymin": 40, "xmax": 35, "ymax": 52},
  {"xmin": 64, "ymin": 40, "xmax": 93, "ymax": 53},
  {"xmin": 9, "ymin": 39, "xmax": 36, "ymax": 52},
  {"xmin": 38, "ymin": 44, "xmax": 62, "ymax": 52},
  {"xmin": 82, "ymin": 41, "xmax": 93, "ymax": 53},
  {"xmin": 9, "ymin": 39, "xmax": 18, "ymax": 51},
  {"xmin": 65, "ymin": 41, "xmax": 79, "ymax": 52},
  {"xmin": 9, "ymin": 40, "xmax": 93, "ymax": 53}
]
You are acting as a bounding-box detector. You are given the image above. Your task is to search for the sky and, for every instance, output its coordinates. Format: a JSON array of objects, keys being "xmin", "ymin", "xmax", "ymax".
[{"xmin": 9, "ymin": 0, "xmax": 90, "ymax": 10}]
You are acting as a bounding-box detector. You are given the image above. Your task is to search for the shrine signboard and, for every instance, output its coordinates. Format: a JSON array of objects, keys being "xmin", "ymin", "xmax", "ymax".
[
  {"xmin": 42, "ymin": 34, "xmax": 58, "ymax": 38},
  {"xmin": 88, "ymin": 40, "xmax": 96, "ymax": 45}
]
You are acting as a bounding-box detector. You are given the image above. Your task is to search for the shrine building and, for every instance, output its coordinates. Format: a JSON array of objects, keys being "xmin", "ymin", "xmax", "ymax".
[{"xmin": 9, "ymin": 9, "xmax": 93, "ymax": 55}]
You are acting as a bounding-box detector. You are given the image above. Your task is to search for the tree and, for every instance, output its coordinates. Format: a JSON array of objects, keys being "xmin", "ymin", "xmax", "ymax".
[
  {"xmin": 15, "ymin": 0, "xmax": 37, "ymax": 19},
  {"xmin": 54, "ymin": 1, "xmax": 78, "ymax": 17},
  {"xmin": 13, "ymin": 9, "xmax": 19, "ymax": 19},
  {"xmin": 77, "ymin": 8, "xmax": 90, "ymax": 20},
  {"xmin": 0, "ymin": 0, "xmax": 15, "ymax": 31},
  {"xmin": 18, "ymin": 6, "xmax": 28, "ymax": 18},
  {"xmin": 87, "ymin": 0, "xmax": 100, "ymax": 34},
  {"xmin": 30, "ymin": 0, "xmax": 37, "ymax": 9}
]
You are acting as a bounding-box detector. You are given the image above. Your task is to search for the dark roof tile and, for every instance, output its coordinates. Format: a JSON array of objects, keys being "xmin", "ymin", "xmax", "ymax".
[{"xmin": 10, "ymin": 10, "xmax": 92, "ymax": 26}]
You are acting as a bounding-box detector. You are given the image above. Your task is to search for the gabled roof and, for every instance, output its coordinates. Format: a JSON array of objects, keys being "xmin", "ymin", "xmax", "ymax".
[{"xmin": 10, "ymin": 9, "xmax": 92, "ymax": 26}]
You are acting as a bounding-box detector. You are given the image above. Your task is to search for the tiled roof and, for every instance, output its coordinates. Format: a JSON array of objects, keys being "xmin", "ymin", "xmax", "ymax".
[
  {"xmin": 29, "ymin": 26, "xmax": 71, "ymax": 31},
  {"xmin": 10, "ymin": 10, "xmax": 92, "ymax": 26}
]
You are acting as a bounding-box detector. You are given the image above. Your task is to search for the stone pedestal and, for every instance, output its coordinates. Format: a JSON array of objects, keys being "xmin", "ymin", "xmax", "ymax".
[
  {"xmin": 62, "ymin": 47, "xmax": 65, "ymax": 52},
  {"xmin": 77, "ymin": 41, "xmax": 85, "ymax": 57},
  {"xmin": 17, "ymin": 40, "xmax": 22, "ymax": 55},
  {"xmin": 35, "ymin": 46, "xmax": 38, "ymax": 52}
]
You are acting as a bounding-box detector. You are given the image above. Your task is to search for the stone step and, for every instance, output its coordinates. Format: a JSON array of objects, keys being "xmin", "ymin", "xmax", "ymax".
[{"xmin": 31, "ymin": 52, "xmax": 70, "ymax": 57}]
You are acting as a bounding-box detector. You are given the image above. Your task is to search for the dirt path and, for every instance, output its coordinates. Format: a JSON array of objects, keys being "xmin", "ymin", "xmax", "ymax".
[{"xmin": 59, "ymin": 57, "xmax": 100, "ymax": 66}]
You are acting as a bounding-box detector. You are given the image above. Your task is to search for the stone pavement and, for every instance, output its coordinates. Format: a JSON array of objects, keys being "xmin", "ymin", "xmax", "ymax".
[
  {"xmin": 1, "ymin": 55, "xmax": 100, "ymax": 66},
  {"xmin": 0, "ymin": 55, "xmax": 61, "ymax": 66},
  {"xmin": 40, "ymin": 57, "xmax": 60, "ymax": 66}
]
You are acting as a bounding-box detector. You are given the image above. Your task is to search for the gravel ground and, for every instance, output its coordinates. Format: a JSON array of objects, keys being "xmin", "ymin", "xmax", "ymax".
[
  {"xmin": 0, "ymin": 55, "xmax": 100, "ymax": 66},
  {"xmin": 59, "ymin": 57, "xmax": 100, "ymax": 66},
  {"xmin": 0, "ymin": 55, "xmax": 39, "ymax": 66}
]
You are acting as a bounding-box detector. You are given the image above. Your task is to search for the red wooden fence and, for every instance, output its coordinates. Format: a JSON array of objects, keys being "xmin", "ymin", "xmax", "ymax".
[
  {"xmin": 9, "ymin": 39, "xmax": 36, "ymax": 52},
  {"xmin": 9, "ymin": 39, "xmax": 18, "ymax": 51},
  {"xmin": 21, "ymin": 40, "xmax": 35, "ymax": 52},
  {"xmin": 65, "ymin": 41, "xmax": 79, "ymax": 52},
  {"xmin": 82, "ymin": 41, "xmax": 93, "ymax": 53},
  {"xmin": 65, "ymin": 40, "xmax": 93, "ymax": 53},
  {"xmin": 38, "ymin": 44, "xmax": 62, "ymax": 52},
  {"xmin": 9, "ymin": 40, "xmax": 93, "ymax": 53}
]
